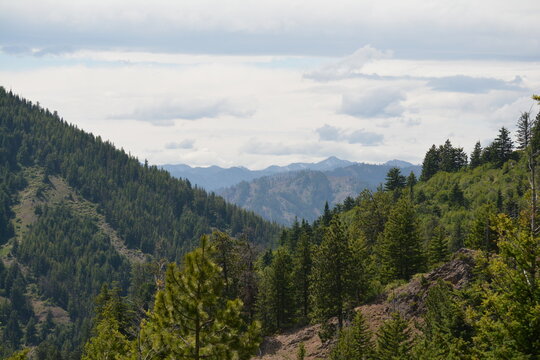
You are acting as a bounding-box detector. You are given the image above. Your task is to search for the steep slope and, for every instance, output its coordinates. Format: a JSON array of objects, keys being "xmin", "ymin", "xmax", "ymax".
[
  {"xmin": 219, "ymin": 163, "xmax": 421, "ymax": 225},
  {"xmin": 0, "ymin": 88, "xmax": 281, "ymax": 357},
  {"xmin": 252, "ymin": 249, "xmax": 476, "ymax": 360}
]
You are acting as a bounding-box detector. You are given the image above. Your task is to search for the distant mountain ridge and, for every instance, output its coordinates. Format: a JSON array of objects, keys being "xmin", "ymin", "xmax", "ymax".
[
  {"xmin": 163, "ymin": 157, "xmax": 420, "ymax": 225},
  {"xmin": 162, "ymin": 157, "xmax": 415, "ymax": 191},
  {"xmin": 216, "ymin": 162, "xmax": 421, "ymax": 225}
]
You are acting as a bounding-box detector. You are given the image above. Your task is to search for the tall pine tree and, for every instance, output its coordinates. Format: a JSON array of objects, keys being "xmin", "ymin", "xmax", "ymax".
[{"xmin": 379, "ymin": 198, "xmax": 425, "ymax": 282}]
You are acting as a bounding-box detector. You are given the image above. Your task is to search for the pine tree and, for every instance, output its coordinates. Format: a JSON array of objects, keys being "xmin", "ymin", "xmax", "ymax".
[
  {"xmin": 472, "ymin": 213, "xmax": 540, "ymax": 358},
  {"xmin": 406, "ymin": 172, "xmax": 417, "ymax": 200},
  {"xmin": 469, "ymin": 141, "xmax": 483, "ymax": 169},
  {"xmin": 465, "ymin": 204, "xmax": 498, "ymax": 253},
  {"xmin": 330, "ymin": 311, "xmax": 374, "ymax": 360},
  {"xmin": 414, "ymin": 281, "xmax": 472, "ymax": 359},
  {"xmin": 140, "ymin": 236, "xmax": 261, "ymax": 360},
  {"xmin": 378, "ymin": 198, "xmax": 425, "ymax": 282},
  {"xmin": 376, "ymin": 313, "xmax": 413, "ymax": 360},
  {"xmin": 493, "ymin": 127, "xmax": 514, "ymax": 167},
  {"xmin": 310, "ymin": 217, "xmax": 356, "ymax": 329},
  {"xmin": 384, "ymin": 167, "xmax": 406, "ymax": 191},
  {"xmin": 449, "ymin": 183, "xmax": 465, "ymax": 207},
  {"xmin": 427, "ymin": 225, "xmax": 449, "ymax": 268},
  {"xmin": 81, "ymin": 312, "xmax": 130, "ymax": 360},
  {"xmin": 421, "ymin": 145, "xmax": 440, "ymax": 181},
  {"xmin": 517, "ymin": 112, "xmax": 532, "ymax": 150},
  {"xmin": 293, "ymin": 232, "xmax": 312, "ymax": 320},
  {"xmin": 296, "ymin": 343, "xmax": 306, "ymax": 360},
  {"xmin": 270, "ymin": 247, "xmax": 294, "ymax": 329}
]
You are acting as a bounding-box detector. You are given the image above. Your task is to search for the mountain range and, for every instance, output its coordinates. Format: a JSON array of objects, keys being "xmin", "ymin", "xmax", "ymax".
[{"xmin": 163, "ymin": 158, "xmax": 421, "ymax": 224}]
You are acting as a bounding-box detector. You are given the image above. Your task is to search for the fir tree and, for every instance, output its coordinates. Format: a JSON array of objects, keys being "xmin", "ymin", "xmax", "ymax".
[
  {"xmin": 406, "ymin": 172, "xmax": 417, "ymax": 200},
  {"xmin": 376, "ymin": 313, "xmax": 413, "ymax": 360},
  {"xmin": 469, "ymin": 141, "xmax": 483, "ymax": 169},
  {"xmin": 379, "ymin": 198, "xmax": 425, "ymax": 282},
  {"xmin": 414, "ymin": 281, "xmax": 472, "ymax": 359},
  {"xmin": 472, "ymin": 213, "xmax": 540, "ymax": 358},
  {"xmin": 421, "ymin": 145, "xmax": 440, "ymax": 181},
  {"xmin": 384, "ymin": 167, "xmax": 406, "ymax": 191},
  {"xmin": 492, "ymin": 127, "xmax": 514, "ymax": 167},
  {"xmin": 270, "ymin": 247, "xmax": 294, "ymax": 329},
  {"xmin": 330, "ymin": 311, "xmax": 374, "ymax": 360},
  {"xmin": 293, "ymin": 232, "xmax": 312, "ymax": 320},
  {"xmin": 427, "ymin": 225, "xmax": 449, "ymax": 268},
  {"xmin": 465, "ymin": 204, "xmax": 498, "ymax": 253},
  {"xmin": 310, "ymin": 217, "xmax": 356, "ymax": 329},
  {"xmin": 140, "ymin": 236, "xmax": 261, "ymax": 360},
  {"xmin": 516, "ymin": 111, "xmax": 532, "ymax": 150}
]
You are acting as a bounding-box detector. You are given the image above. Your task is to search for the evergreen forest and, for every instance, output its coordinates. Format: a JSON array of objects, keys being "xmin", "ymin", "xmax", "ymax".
[{"xmin": 1, "ymin": 88, "xmax": 540, "ymax": 359}]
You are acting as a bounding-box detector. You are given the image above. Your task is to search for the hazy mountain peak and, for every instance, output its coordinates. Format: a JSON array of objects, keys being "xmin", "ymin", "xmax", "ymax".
[{"xmin": 384, "ymin": 159, "xmax": 415, "ymax": 168}]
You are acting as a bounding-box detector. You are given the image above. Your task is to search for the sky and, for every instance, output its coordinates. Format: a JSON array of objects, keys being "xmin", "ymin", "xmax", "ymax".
[{"xmin": 1, "ymin": 0, "xmax": 539, "ymax": 169}]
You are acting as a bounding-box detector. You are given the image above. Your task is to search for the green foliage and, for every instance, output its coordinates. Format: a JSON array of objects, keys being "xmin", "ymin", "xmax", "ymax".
[
  {"xmin": 470, "ymin": 213, "xmax": 540, "ymax": 358},
  {"xmin": 140, "ymin": 236, "xmax": 261, "ymax": 359},
  {"xmin": 378, "ymin": 198, "xmax": 425, "ymax": 282},
  {"xmin": 465, "ymin": 203, "xmax": 498, "ymax": 252},
  {"xmin": 0, "ymin": 87, "xmax": 279, "ymax": 257},
  {"xmin": 310, "ymin": 217, "xmax": 358, "ymax": 329},
  {"xmin": 420, "ymin": 140, "xmax": 467, "ymax": 181},
  {"xmin": 376, "ymin": 313, "xmax": 413, "ymax": 360},
  {"xmin": 427, "ymin": 225, "xmax": 449, "ymax": 268},
  {"xmin": 384, "ymin": 167, "xmax": 406, "ymax": 191},
  {"xmin": 330, "ymin": 311, "xmax": 374, "ymax": 360},
  {"xmin": 469, "ymin": 141, "xmax": 483, "ymax": 169},
  {"xmin": 414, "ymin": 281, "xmax": 473, "ymax": 359},
  {"xmin": 296, "ymin": 342, "xmax": 306, "ymax": 360}
]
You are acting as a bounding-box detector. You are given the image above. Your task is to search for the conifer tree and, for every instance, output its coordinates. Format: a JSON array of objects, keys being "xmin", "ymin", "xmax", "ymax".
[
  {"xmin": 516, "ymin": 112, "xmax": 532, "ymax": 150},
  {"xmin": 471, "ymin": 213, "xmax": 540, "ymax": 358},
  {"xmin": 378, "ymin": 198, "xmax": 425, "ymax": 282},
  {"xmin": 384, "ymin": 167, "xmax": 406, "ymax": 191},
  {"xmin": 469, "ymin": 141, "xmax": 483, "ymax": 169},
  {"xmin": 330, "ymin": 311, "xmax": 374, "ymax": 360},
  {"xmin": 421, "ymin": 145, "xmax": 440, "ymax": 181},
  {"xmin": 406, "ymin": 172, "xmax": 417, "ymax": 200},
  {"xmin": 414, "ymin": 281, "xmax": 472, "ymax": 359},
  {"xmin": 310, "ymin": 217, "xmax": 356, "ymax": 329},
  {"xmin": 140, "ymin": 236, "xmax": 261, "ymax": 360},
  {"xmin": 376, "ymin": 313, "xmax": 413, "ymax": 360},
  {"xmin": 492, "ymin": 127, "xmax": 514, "ymax": 167},
  {"xmin": 269, "ymin": 247, "xmax": 294, "ymax": 329},
  {"xmin": 465, "ymin": 204, "xmax": 498, "ymax": 253},
  {"xmin": 293, "ymin": 232, "xmax": 312, "ymax": 320},
  {"xmin": 427, "ymin": 225, "xmax": 449, "ymax": 268}
]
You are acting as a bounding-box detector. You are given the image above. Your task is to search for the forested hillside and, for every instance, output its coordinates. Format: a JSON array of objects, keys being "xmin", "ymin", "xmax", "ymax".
[
  {"xmin": 218, "ymin": 163, "xmax": 421, "ymax": 225},
  {"xmin": 1, "ymin": 88, "xmax": 539, "ymax": 360},
  {"xmin": 0, "ymin": 88, "xmax": 280, "ymax": 358}
]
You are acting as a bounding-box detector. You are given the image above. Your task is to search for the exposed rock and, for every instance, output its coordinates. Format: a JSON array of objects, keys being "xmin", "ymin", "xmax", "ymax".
[{"xmin": 252, "ymin": 249, "xmax": 476, "ymax": 360}]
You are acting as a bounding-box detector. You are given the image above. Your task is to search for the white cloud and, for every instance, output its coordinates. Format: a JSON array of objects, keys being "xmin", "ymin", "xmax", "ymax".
[
  {"xmin": 110, "ymin": 98, "xmax": 255, "ymax": 124},
  {"xmin": 165, "ymin": 139, "xmax": 195, "ymax": 149},
  {"xmin": 1, "ymin": 1, "xmax": 539, "ymax": 58},
  {"xmin": 305, "ymin": 45, "xmax": 392, "ymax": 81},
  {"xmin": 316, "ymin": 124, "xmax": 384, "ymax": 146},
  {"xmin": 340, "ymin": 88, "xmax": 406, "ymax": 118}
]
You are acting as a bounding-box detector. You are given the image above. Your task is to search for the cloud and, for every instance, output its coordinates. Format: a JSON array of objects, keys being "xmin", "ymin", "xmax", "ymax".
[
  {"xmin": 427, "ymin": 75, "xmax": 524, "ymax": 93},
  {"xmin": 110, "ymin": 98, "xmax": 256, "ymax": 125},
  {"xmin": 316, "ymin": 124, "xmax": 383, "ymax": 146},
  {"xmin": 165, "ymin": 139, "xmax": 195, "ymax": 150},
  {"xmin": 305, "ymin": 45, "xmax": 392, "ymax": 81},
  {"xmin": 340, "ymin": 88, "xmax": 405, "ymax": 118},
  {"xmin": 3, "ymin": 1, "xmax": 539, "ymax": 59}
]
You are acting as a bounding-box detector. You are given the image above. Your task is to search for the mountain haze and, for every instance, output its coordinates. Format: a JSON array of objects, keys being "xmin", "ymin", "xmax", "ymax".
[
  {"xmin": 161, "ymin": 156, "xmax": 355, "ymax": 191},
  {"xmin": 217, "ymin": 162, "xmax": 421, "ymax": 225}
]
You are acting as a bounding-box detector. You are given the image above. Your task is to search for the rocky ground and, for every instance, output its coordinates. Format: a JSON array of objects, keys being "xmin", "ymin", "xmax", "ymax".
[{"xmin": 252, "ymin": 249, "xmax": 476, "ymax": 360}]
